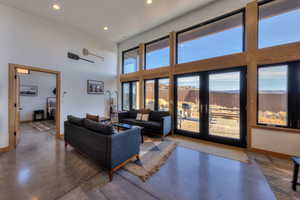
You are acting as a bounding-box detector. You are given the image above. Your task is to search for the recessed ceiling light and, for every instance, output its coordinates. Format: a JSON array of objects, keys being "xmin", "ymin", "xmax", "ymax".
[
  {"xmin": 104, "ymin": 26, "xmax": 108, "ymax": 31},
  {"xmin": 52, "ymin": 4, "xmax": 60, "ymax": 10},
  {"xmin": 147, "ymin": 0, "xmax": 152, "ymax": 5}
]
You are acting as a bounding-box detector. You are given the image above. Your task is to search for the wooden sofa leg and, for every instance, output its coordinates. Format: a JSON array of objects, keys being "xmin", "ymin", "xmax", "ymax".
[
  {"xmin": 109, "ymin": 170, "xmax": 113, "ymax": 181},
  {"xmin": 136, "ymin": 154, "xmax": 140, "ymax": 160}
]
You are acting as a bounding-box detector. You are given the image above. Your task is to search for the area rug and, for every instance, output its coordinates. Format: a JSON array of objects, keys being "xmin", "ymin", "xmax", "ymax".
[
  {"xmin": 170, "ymin": 135, "xmax": 249, "ymax": 163},
  {"xmin": 29, "ymin": 121, "xmax": 56, "ymax": 132},
  {"xmin": 251, "ymin": 154, "xmax": 300, "ymax": 200},
  {"xmin": 123, "ymin": 136, "xmax": 178, "ymax": 181}
]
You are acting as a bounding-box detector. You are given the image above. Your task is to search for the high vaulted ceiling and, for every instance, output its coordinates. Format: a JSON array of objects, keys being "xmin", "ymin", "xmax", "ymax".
[{"xmin": 0, "ymin": 0, "xmax": 216, "ymax": 43}]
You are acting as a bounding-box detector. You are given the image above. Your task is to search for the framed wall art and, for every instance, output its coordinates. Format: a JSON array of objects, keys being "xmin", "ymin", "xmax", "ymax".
[{"xmin": 87, "ymin": 80, "xmax": 104, "ymax": 94}]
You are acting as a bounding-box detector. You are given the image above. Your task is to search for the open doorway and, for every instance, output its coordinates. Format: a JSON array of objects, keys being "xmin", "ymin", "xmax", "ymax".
[{"xmin": 8, "ymin": 64, "xmax": 61, "ymax": 149}]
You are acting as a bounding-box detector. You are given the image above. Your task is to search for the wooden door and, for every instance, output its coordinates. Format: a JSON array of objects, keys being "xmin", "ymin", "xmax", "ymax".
[{"xmin": 14, "ymin": 73, "xmax": 21, "ymax": 147}]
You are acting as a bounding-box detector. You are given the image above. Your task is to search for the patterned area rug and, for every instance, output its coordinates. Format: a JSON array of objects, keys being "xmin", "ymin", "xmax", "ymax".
[
  {"xmin": 248, "ymin": 153, "xmax": 300, "ymax": 200},
  {"xmin": 28, "ymin": 121, "xmax": 56, "ymax": 132},
  {"xmin": 123, "ymin": 136, "xmax": 178, "ymax": 181}
]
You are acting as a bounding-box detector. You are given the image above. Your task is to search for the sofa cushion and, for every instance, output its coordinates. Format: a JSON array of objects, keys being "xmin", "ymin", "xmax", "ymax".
[
  {"xmin": 67, "ymin": 115, "xmax": 84, "ymax": 126},
  {"xmin": 128, "ymin": 110, "xmax": 138, "ymax": 119},
  {"xmin": 83, "ymin": 119, "xmax": 115, "ymax": 135},
  {"xmin": 140, "ymin": 121, "xmax": 161, "ymax": 130},
  {"xmin": 121, "ymin": 118, "xmax": 143, "ymax": 126},
  {"xmin": 149, "ymin": 111, "xmax": 169, "ymax": 122}
]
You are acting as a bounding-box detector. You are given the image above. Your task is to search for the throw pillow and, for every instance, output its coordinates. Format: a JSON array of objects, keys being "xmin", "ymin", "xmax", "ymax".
[
  {"xmin": 141, "ymin": 114, "xmax": 149, "ymax": 121},
  {"xmin": 136, "ymin": 113, "xmax": 142, "ymax": 120},
  {"xmin": 86, "ymin": 113, "xmax": 99, "ymax": 122}
]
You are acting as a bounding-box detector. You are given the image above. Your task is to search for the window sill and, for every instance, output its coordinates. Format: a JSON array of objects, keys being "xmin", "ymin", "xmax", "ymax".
[{"xmin": 252, "ymin": 125, "xmax": 300, "ymax": 134}]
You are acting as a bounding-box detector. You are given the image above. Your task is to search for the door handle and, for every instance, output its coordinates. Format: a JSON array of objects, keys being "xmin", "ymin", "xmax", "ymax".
[
  {"xmin": 19, "ymin": 108, "xmax": 23, "ymax": 111},
  {"xmin": 205, "ymin": 104, "xmax": 208, "ymax": 113}
]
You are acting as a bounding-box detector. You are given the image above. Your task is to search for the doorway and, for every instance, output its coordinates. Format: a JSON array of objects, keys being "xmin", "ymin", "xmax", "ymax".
[
  {"xmin": 8, "ymin": 64, "xmax": 61, "ymax": 149},
  {"xmin": 174, "ymin": 67, "xmax": 247, "ymax": 147}
]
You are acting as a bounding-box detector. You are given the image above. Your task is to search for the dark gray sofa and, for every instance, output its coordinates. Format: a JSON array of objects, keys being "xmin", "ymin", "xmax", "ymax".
[
  {"xmin": 64, "ymin": 116, "xmax": 141, "ymax": 181},
  {"xmin": 118, "ymin": 110, "xmax": 172, "ymax": 137}
]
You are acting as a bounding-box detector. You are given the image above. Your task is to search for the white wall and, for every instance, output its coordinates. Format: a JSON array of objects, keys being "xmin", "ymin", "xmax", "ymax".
[
  {"xmin": 0, "ymin": 3, "xmax": 118, "ymax": 148},
  {"xmin": 20, "ymin": 71, "xmax": 56, "ymax": 121},
  {"xmin": 252, "ymin": 128, "xmax": 300, "ymax": 156}
]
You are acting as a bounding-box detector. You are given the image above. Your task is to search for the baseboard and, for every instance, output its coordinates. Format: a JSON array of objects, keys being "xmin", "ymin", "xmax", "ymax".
[
  {"xmin": 0, "ymin": 146, "xmax": 10, "ymax": 153},
  {"xmin": 249, "ymin": 147, "xmax": 292, "ymax": 159}
]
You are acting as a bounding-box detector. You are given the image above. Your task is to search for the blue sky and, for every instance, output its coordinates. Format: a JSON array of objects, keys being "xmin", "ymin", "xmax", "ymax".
[{"xmin": 124, "ymin": 8, "xmax": 300, "ymax": 90}]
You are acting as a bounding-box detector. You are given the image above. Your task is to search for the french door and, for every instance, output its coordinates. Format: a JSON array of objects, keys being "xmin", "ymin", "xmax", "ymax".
[{"xmin": 175, "ymin": 67, "xmax": 246, "ymax": 147}]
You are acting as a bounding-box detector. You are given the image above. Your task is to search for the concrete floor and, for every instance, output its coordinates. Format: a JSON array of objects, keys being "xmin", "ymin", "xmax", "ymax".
[{"xmin": 0, "ymin": 123, "xmax": 276, "ymax": 200}]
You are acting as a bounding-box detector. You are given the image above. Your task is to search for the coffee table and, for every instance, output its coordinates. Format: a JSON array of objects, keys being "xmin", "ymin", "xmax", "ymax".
[{"xmin": 113, "ymin": 123, "xmax": 144, "ymax": 144}]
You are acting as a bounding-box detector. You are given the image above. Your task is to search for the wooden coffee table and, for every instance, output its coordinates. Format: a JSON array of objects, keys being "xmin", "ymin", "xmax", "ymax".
[{"xmin": 113, "ymin": 123, "xmax": 144, "ymax": 144}]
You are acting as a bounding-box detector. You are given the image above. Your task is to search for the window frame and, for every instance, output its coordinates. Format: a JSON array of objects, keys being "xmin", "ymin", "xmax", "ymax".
[
  {"xmin": 256, "ymin": 62, "xmax": 292, "ymax": 129},
  {"xmin": 144, "ymin": 77, "xmax": 170, "ymax": 111},
  {"xmin": 175, "ymin": 8, "xmax": 245, "ymax": 64},
  {"xmin": 144, "ymin": 36, "xmax": 170, "ymax": 70},
  {"xmin": 122, "ymin": 46, "xmax": 139, "ymax": 74},
  {"xmin": 121, "ymin": 81, "xmax": 139, "ymax": 111}
]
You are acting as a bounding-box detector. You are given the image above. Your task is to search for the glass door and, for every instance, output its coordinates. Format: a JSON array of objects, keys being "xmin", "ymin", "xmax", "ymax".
[
  {"xmin": 206, "ymin": 68, "xmax": 246, "ymax": 147},
  {"xmin": 174, "ymin": 68, "xmax": 246, "ymax": 147},
  {"xmin": 175, "ymin": 74, "xmax": 201, "ymax": 134}
]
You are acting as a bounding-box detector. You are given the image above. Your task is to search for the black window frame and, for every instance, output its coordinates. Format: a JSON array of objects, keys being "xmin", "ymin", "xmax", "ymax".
[
  {"xmin": 257, "ymin": 60, "xmax": 300, "ymax": 129},
  {"xmin": 121, "ymin": 81, "xmax": 139, "ymax": 111},
  {"xmin": 122, "ymin": 46, "xmax": 139, "ymax": 74},
  {"xmin": 175, "ymin": 8, "xmax": 245, "ymax": 64},
  {"xmin": 144, "ymin": 77, "xmax": 170, "ymax": 111},
  {"xmin": 144, "ymin": 36, "xmax": 170, "ymax": 70}
]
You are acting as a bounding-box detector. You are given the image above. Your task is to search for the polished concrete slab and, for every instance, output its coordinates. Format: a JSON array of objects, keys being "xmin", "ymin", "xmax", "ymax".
[
  {"xmin": 0, "ymin": 123, "xmax": 276, "ymax": 200},
  {"xmin": 117, "ymin": 147, "xmax": 276, "ymax": 200}
]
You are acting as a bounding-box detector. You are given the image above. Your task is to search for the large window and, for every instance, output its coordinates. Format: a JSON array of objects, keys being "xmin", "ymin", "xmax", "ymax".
[
  {"xmin": 158, "ymin": 78, "xmax": 170, "ymax": 111},
  {"xmin": 122, "ymin": 81, "xmax": 140, "ymax": 110},
  {"xmin": 132, "ymin": 82, "xmax": 140, "ymax": 110},
  {"xmin": 145, "ymin": 37, "xmax": 170, "ymax": 69},
  {"xmin": 177, "ymin": 11, "xmax": 244, "ymax": 64},
  {"xmin": 122, "ymin": 48, "xmax": 139, "ymax": 74},
  {"xmin": 259, "ymin": 0, "xmax": 300, "ymax": 49},
  {"xmin": 258, "ymin": 61, "xmax": 300, "ymax": 129},
  {"xmin": 145, "ymin": 78, "xmax": 170, "ymax": 111},
  {"xmin": 145, "ymin": 80, "xmax": 155, "ymax": 110},
  {"xmin": 122, "ymin": 83, "xmax": 130, "ymax": 111},
  {"xmin": 258, "ymin": 65, "xmax": 288, "ymax": 126}
]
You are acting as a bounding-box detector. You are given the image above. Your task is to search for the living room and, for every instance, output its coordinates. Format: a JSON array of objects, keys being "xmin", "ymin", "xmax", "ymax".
[{"xmin": 0, "ymin": 0, "xmax": 299, "ymax": 199}]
